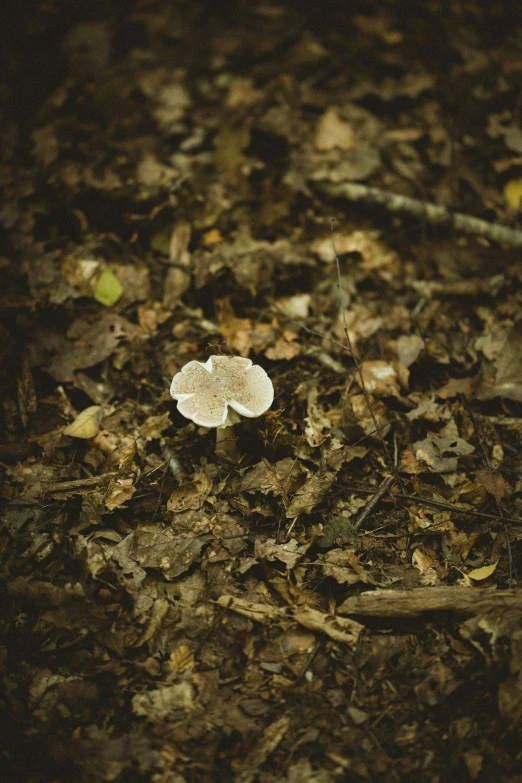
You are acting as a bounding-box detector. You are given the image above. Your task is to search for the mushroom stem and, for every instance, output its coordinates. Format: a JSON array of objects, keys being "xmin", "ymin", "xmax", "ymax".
[{"xmin": 215, "ymin": 425, "xmax": 240, "ymax": 462}]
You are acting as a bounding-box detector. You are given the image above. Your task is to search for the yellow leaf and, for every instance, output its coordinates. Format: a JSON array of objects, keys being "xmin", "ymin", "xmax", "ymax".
[
  {"xmin": 467, "ymin": 559, "xmax": 499, "ymax": 581},
  {"xmin": 504, "ymin": 179, "xmax": 522, "ymax": 209},
  {"xmin": 94, "ymin": 267, "xmax": 123, "ymax": 307},
  {"xmin": 63, "ymin": 406, "xmax": 103, "ymax": 439}
]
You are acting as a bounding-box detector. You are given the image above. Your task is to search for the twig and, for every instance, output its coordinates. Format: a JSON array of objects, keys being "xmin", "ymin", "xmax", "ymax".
[
  {"xmin": 318, "ymin": 181, "xmax": 522, "ymax": 247},
  {"xmin": 463, "ymin": 400, "xmax": 517, "ymax": 587},
  {"xmin": 151, "ymin": 465, "xmax": 169, "ymax": 524},
  {"xmin": 331, "ymin": 221, "xmax": 405, "ymax": 492},
  {"xmin": 338, "ymin": 481, "xmax": 522, "ymax": 525},
  {"xmin": 394, "ymin": 492, "xmax": 522, "ymax": 525},
  {"xmin": 45, "ymin": 472, "xmax": 118, "ymax": 493},
  {"xmin": 293, "ymin": 638, "xmax": 324, "ymax": 685},
  {"xmin": 353, "ymin": 475, "xmax": 396, "ymax": 531}
]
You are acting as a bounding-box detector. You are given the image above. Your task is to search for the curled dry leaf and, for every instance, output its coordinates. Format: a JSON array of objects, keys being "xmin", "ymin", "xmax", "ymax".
[{"xmin": 104, "ymin": 478, "xmax": 136, "ymax": 510}]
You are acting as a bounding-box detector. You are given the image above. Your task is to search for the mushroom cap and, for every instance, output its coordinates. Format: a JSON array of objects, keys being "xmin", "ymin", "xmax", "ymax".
[{"xmin": 170, "ymin": 355, "xmax": 274, "ymax": 428}]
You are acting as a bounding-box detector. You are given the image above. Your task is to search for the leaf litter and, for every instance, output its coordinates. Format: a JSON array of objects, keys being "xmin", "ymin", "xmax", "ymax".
[{"xmin": 2, "ymin": 2, "xmax": 522, "ymax": 782}]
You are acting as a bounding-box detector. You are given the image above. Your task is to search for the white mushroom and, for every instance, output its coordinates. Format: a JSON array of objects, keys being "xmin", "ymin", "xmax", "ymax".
[{"xmin": 170, "ymin": 355, "xmax": 274, "ymax": 460}]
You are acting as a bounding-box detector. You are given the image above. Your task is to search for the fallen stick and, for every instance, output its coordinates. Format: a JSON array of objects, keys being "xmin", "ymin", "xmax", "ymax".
[
  {"xmin": 45, "ymin": 472, "xmax": 118, "ymax": 493},
  {"xmin": 337, "ymin": 587, "xmax": 522, "ymax": 617},
  {"xmin": 217, "ymin": 594, "xmax": 363, "ymax": 647},
  {"xmin": 318, "ymin": 181, "xmax": 522, "ymax": 247}
]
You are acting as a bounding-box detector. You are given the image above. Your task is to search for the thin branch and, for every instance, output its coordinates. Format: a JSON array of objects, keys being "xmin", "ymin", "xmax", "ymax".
[
  {"xmin": 394, "ymin": 492, "xmax": 522, "ymax": 525},
  {"xmin": 463, "ymin": 399, "xmax": 517, "ymax": 587},
  {"xmin": 45, "ymin": 473, "xmax": 118, "ymax": 493},
  {"xmin": 318, "ymin": 181, "xmax": 522, "ymax": 247},
  {"xmin": 353, "ymin": 475, "xmax": 396, "ymax": 531},
  {"xmin": 340, "ymin": 481, "xmax": 522, "ymax": 525},
  {"xmin": 331, "ymin": 221, "xmax": 404, "ymax": 491}
]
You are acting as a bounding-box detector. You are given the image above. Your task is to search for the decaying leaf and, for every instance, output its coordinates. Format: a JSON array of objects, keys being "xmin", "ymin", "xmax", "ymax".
[
  {"xmin": 286, "ymin": 471, "xmax": 337, "ymax": 518},
  {"xmin": 104, "ymin": 477, "xmax": 136, "ymax": 510},
  {"xmin": 254, "ymin": 537, "xmax": 311, "ymax": 570},
  {"xmin": 413, "ymin": 433, "xmax": 474, "ymax": 473},
  {"xmin": 475, "ymin": 320, "xmax": 522, "ymax": 402},
  {"xmin": 41, "ymin": 313, "xmax": 138, "ymax": 382},
  {"xmin": 124, "ymin": 525, "xmax": 207, "ymax": 579},
  {"xmin": 475, "ymin": 468, "xmax": 511, "ymax": 501},
  {"xmin": 132, "ymin": 682, "xmax": 195, "ymax": 719},
  {"xmin": 319, "ymin": 548, "xmax": 374, "ymax": 586},
  {"xmin": 167, "ymin": 468, "xmax": 212, "ymax": 512}
]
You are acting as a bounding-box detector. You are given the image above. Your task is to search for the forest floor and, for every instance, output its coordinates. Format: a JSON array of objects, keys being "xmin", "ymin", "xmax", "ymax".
[{"xmin": 2, "ymin": 1, "xmax": 522, "ymax": 781}]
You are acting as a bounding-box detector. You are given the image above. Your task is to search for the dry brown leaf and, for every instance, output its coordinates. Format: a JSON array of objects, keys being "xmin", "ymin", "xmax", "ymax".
[
  {"xmin": 286, "ymin": 471, "xmax": 337, "ymax": 518},
  {"xmin": 436, "ymin": 376, "xmax": 474, "ymax": 400},
  {"xmin": 125, "ymin": 525, "xmax": 207, "ymax": 580},
  {"xmin": 104, "ymin": 478, "xmax": 136, "ymax": 511},
  {"xmin": 475, "ymin": 320, "xmax": 522, "ymax": 402},
  {"xmin": 358, "ymin": 360, "xmax": 408, "ymax": 397},
  {"xmin": 138, "ymin": 412, "xmax": 172, "ymax": 442},
  {"xmin": 42, "ymin": 313, "xmax": 138, "ymax": 382},
  {"xmin": 132, "ymin": 682, "xmax": 194, "ymax": 719},
  {"xmin": 265, "ymin": 331, "xmax": 301, "ymax": 360},
  {"xmin": 167, "ymin": 469, "xmax": 212, "ymax": 512},
  {"xmin": 413, "ymin": 433, "xmax": 474, "ymax": 473},
  {"xmin": 314, "ymin": 107, "xmax": 356, "ymax": 151},
  {"xmin": 166, "ymin": 645, "xmax": 195, "ymax": 675},
  {"xmin": 254, "ymin": 537, "xmax": 310, "ymax": 570},
  {"xmin": 475, "ymin": 468, "xmax": 512, "ymax": 501},
  {"xmin": 320, "ymin": 549, "xmax": 374, "ymax": 586},
  {"xmin": 412, "ymin": 548, "xmax": 440, "ymax": 586}
]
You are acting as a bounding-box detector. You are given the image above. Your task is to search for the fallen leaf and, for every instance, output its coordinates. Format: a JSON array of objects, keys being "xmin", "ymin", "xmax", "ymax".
[
  {"xmin": 475, "ymin": 468, "xmax": 512, "ymax": 501},
  {"xmin": 413, "ymin": 433, "xmax": 474, "ymax": 473},
  {"xmin": 435, "ymin": 377, "xmax": 473, "ymax": 399},
  {"xmin": 320, "ymin": 549, "xmax": 373, "ymax": 585},
  {"xmin": 254, "ymin": 537, "xmax": 310, "ymax": 569},
  {"xmin": 504, "ymin": 178, "xmax": 522, "ymax": 209},
  {"xmin": 265, "ymin": 331, "xmax": 301, "ymax": 360},
  {"xmin": 396, "ymin": 334, "xmax": 424, "ymax": 367},
  {"xmin": 467, "ymin": 560, "xmax": 499, "ymax": 582},
  {"xmin": 41, "ymin": 313, "xmax": 138, "ymax": 382},
  {"xmin": 475, "ymin": 321, "xmax": 522, "ymax": 402},
  {"xmin": 286, "ymin": 471, "xmax": 337, "ymax": 518},
  {"xmin": 94, "ymin": 266, "xmax": 123, "ymax": 307},
  {"xmin": 63, "ymin": 406, "xmax": 104, "ymax": 439},
  {"xmin": 132, "ymin": 682, "xmax": 194, "ymax": 718},
  {"xmin": 314, "ymin": 107, "xmax": 356, "ymax": 151},
  {"xmin": 167, "ymin": 469, "xmax": 212, "ymax": 512},
  {"xmin": 104, "ymin": 478, "xmax": 136, "ymax": 511}
]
